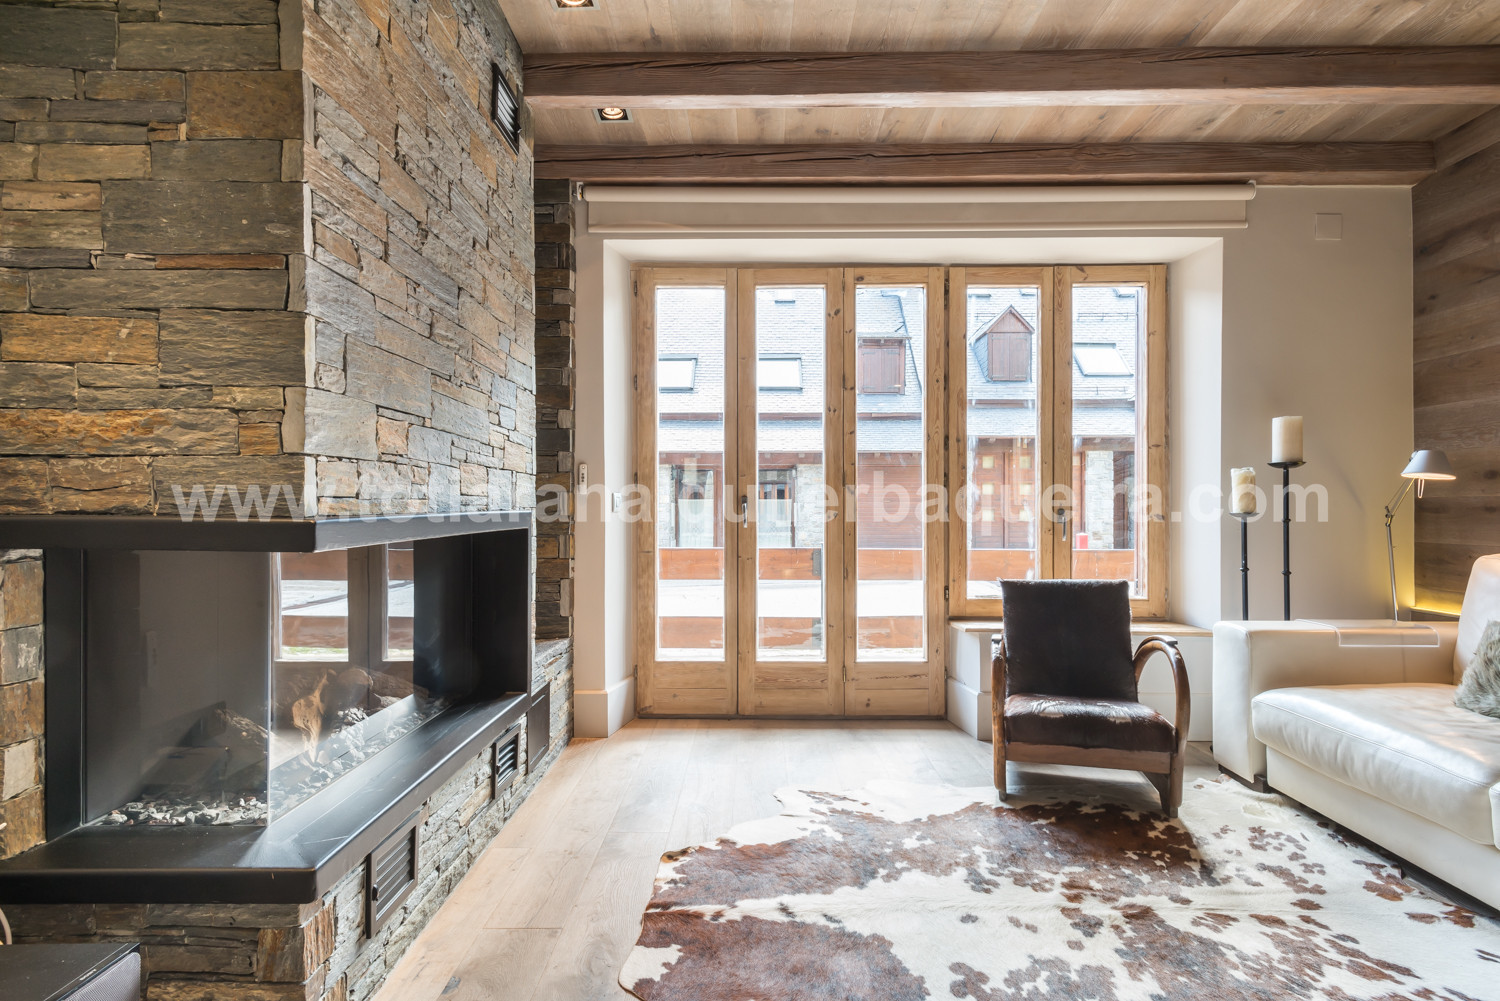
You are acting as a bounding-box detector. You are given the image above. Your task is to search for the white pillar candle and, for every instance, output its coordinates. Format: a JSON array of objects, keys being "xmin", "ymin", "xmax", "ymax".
[
  {"xmin": 1230, "ymin": 467, "xmax": 1258, "ymax": 514},
  {"xmin": 1271, "ymin": 416, "xmax": 1304, "ymax": 464}
]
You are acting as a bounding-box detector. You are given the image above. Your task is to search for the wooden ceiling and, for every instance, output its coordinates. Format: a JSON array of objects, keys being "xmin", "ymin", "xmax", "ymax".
[
  {"xmin": 496, "ymin": 0, "xmax": 1500, "ymax": 182},
  {"xmin": 499, "ymin": 0, "xmax": 1500, "ymax": 54}
]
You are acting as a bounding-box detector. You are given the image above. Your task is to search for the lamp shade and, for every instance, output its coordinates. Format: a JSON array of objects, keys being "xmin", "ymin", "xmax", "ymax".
[{"xmin": 1401, "ymin": 449, "xmax": 1456, "ymax": 480}]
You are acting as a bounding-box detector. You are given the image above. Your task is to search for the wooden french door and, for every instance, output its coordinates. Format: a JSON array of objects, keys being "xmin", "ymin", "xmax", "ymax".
[{"xmin": 635, "ymin": 267, "xmax": 944, "ymax": 717}]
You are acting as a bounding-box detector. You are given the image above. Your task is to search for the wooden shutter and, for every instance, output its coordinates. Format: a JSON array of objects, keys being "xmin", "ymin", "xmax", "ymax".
[
  {"xmin": 984, "ymin": 307, "xmax": 1034, "ymax": 382},
  {"xmin": 859, "ymin": 339, "xmax": 903, "ymax": 392}
]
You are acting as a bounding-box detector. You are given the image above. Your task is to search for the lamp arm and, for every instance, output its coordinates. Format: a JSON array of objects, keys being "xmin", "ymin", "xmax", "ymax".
[
  {"xmin": 1384, "ymin": 478, "xmax": 1414, "ymax": 526},
  {"xmin": 1385, "ymin": 477, "xmax": 1415, "ymax": 621}
]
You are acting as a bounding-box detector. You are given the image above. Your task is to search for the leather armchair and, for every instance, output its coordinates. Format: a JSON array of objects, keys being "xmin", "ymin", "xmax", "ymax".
[{"xmin": 992, "ymin": 579, "xmax": 1191, "ymax": 816}]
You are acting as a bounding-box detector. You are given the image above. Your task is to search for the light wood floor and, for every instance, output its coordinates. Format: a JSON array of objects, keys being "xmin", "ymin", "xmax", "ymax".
[{"xmin": 375, "ymin": 720, "xmax": 1217, "ymax": 1001}]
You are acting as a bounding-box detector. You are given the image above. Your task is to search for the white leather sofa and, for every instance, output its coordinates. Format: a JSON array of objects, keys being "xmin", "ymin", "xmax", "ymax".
[{"xmin": 1214, "ymin": 554, "xmax": 1500, "ymax": 910}]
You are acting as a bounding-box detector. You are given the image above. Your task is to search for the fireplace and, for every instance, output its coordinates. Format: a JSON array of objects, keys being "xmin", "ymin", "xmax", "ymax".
[
  {"xmin": 0, "ymin": 512, "xmax": 536, "ymax": 903},
  {"xmin": 80, "ymin": 542, "xmax": 462, "ymax": 829}
]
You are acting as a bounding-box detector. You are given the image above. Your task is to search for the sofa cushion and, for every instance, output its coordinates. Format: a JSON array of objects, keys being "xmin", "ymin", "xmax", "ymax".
[
  {"xmin": 1455, "ymin": 620, "xmax": 1500, "ymax": 720},
  {"xmin": 1456, "ymin": 554, "xmax": 1500, "ymax": 685},
  {"xmin": 1252, "ymin": 683, "xmax": 1500, "ymax": 846}
]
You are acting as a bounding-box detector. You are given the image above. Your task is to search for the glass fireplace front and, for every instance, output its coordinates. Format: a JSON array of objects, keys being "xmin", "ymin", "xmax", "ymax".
[{"xmin": 83, "ymin": 543, "xmax": 453, "ymax": 828}]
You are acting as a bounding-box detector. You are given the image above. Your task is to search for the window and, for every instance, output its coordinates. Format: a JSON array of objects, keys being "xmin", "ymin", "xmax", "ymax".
[
  {"xmin": 273, "ymin": 545, "xmax": 441, "ymax": 814},
  {"xmin": 976, "ymin": 305, "xmax": 1033, "ymax": 382},
  {"xmin": 276, "ymin": 550, "xmax": 350, "ymax": 660},
  {"xmin": 858, "ymin": 338, "xmax": 905, "ymax": 393},
  {"xmin": 757, "ymin": 355, "xmax": 802, "ymax": 390},
  {"xmin": 758, "ymin": 468, "xmax": 795, "ymax": 547},
  {"xmin": 490, "ymin": 64, "xmax": 520, "ymax": 151},
  {"xmin": 1074, "ymin": 343, "xmax": 1131, "ymax": 377},
  {"xmin": 671, "ymin": 466, "xmax": 717, "ymax": 547},
  {"xmin": 659, "ymin": 356, "xmax": 696, "ymax": 391},
  {"xmin": 385, "ymin": 542, "xmax": 414, "ymax": 660},
  {"xmin": 952, "ymin": 265, "xmax": 1165, "ymax": 618}
]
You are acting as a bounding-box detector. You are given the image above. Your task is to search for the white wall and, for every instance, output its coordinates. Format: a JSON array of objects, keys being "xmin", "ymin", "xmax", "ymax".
[
  {"xmin": 569, "ymin": 184, "xmax": 1416, "ymax": 732},
  {"xmin": 1218, "ymin": 187, "xmax": 1414, "ymax": 621},
  {"xmin": 1168, "ymin": 243, "xmax": 1225, "ymax": 626},
  {"xmin": 571, "ymin": 235, "xmax": 635, "ymax": 737}
]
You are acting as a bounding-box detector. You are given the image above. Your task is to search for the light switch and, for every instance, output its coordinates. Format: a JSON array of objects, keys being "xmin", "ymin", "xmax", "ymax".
[{"xmin": 1314, "ymin": 213, "xmax": 1343, "ymax": 241}]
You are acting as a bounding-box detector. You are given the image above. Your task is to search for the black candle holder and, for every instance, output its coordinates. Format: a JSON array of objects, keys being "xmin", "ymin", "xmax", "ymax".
[
  {"xmin": 1232, "ymin": 511, "xmax": 1252, "ymax": 619},
  {"xmin": 1268, "ymin": 459, "xmax": 1306, "ymax": 620}
]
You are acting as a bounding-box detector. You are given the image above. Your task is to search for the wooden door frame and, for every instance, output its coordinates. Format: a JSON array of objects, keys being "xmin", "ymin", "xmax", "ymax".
[
  {"xmin": 948, "ymin": 266, "xmax": 1059, "ymax": 620},
  {"xmin": 843, "ymin": 267, "xmax": 947, "ymax": 716},
  {"xmin": 633, "ymin": 267, "xmax": 740, "ymax": 715},
  {"xmin": 634, "ymin": 261, "xmax": 1166, "ymax": 717},
  {"xmin": 1062, "ymin": 264, "xmax": 1169, "ymax": 618},
  {"xmin": 735, "ymin": 267, "xmax": 846, "ymax": 716},
  {"xmin": 948, "ymin": 264, "xmax": 1167, "ymax": 620}
]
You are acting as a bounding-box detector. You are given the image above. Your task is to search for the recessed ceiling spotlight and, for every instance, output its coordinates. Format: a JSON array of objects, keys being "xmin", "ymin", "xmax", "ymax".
[
  {"xmin": 595, "ymin": 107, "xmax": 631, "ymax": 122},
  {"xmin": 554, "ymin": 0, "xmax": 595, "ymax": 8}
]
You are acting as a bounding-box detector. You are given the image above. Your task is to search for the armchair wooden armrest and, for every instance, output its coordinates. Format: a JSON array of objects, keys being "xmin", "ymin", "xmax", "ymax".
[{"xmin": 1134, "ymin": 636, "xmax": 1190, "ymax": 814}]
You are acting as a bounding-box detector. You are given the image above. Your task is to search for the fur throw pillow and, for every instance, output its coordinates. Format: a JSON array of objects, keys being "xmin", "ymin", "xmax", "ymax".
[{"xmin": 1455, "ymin": 620, "xmax": 1500, "ymax": 720}]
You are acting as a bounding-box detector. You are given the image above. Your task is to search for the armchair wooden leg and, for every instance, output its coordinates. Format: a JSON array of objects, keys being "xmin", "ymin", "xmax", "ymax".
[
  {"xmin": 1146, "ymin": 772, "xmax": 1170, "ymax": 817},
  {"xmin": 1167, "ymin": 750, "xmax": 1185, "ymax": 818},
  {"xmin": 993, "ymin": 736, "xmax": 1008, "ymax": 800}
]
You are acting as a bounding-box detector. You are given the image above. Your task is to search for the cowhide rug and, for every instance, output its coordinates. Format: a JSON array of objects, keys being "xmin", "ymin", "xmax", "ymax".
[{"xmin": 620, "ymin": 777, "xmax": 1500, "ymax": 1000}]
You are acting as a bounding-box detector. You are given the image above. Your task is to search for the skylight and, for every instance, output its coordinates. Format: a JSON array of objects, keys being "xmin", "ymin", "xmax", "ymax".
[
  {"xmin": 758, "ymin": 356, "xmax": 801, "ymax": 390},
  {"xmin": 659, "ymin": 356, "xmax": 696, "ymax": 391},
  {"xmin": 1074, "ymin": 343, "xmax": 1131, "ymax": 377}
]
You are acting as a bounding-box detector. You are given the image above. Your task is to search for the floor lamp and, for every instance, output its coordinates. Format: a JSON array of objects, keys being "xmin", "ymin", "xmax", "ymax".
[{"xmin": 1384, "ymin": 449, "xmax": 1456, "ymax": 620}]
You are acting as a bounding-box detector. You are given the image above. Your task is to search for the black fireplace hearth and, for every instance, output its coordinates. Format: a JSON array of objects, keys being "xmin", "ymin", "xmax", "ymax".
[{"xmin": 0, "ymin": 511, "xmax": 536, "ymax": 904}]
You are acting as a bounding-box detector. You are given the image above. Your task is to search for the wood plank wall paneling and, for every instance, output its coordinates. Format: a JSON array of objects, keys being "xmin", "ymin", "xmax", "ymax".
[{"xmin": 1412, "ymin": 132, "xmax": 1500, "ymax": 610}]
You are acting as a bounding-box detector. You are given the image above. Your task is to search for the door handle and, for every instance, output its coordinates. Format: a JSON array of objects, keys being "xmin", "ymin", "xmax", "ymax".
[{"xmin": 738, "ymin": 494, "xmax": 750, "ymax": 528}]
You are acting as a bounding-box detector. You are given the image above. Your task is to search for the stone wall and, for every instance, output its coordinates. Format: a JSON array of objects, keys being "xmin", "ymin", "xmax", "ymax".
[
  {"xmin": 0, "ymin": 4, "xmax": 579, "ymax": 1000},
  {"xmin": 0, "ymin": 549, "xmax": 43, "ymax": 859},
  {"xmin": 5, "ymin": 641, "xmax": 574, "ymax": 1001},
  {"xmin": 298, "ymin": 0, "xmax": 536, "ymax": 517},
  {"xmin": 534, "ymin": 180, "xmax": 574, "ymax": 639},
  {"xmin": 0, "ymin": 0, "xmax": 307, "ymax": 518}
]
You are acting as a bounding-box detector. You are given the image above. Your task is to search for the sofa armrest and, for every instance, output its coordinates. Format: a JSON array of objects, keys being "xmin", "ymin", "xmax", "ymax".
[{"xmin": 1212, "ymin": 620, "xmax": 1458, "ymax": 784}]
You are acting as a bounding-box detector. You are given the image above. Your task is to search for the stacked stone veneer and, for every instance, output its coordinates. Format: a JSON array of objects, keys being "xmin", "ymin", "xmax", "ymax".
[
  {"xmin": 299, "ymin": 0, "xmax": 536, "ymax": 517},
  {"xmin": 533, "ymin": 179, "xmax": 573, "ymax": 640},
  {"xmin": 0, "ymin": 549, "xmax": 43, "ymax": 859},
  {"xmin": 0, "ymin": 0, "xmax": 536, "ymax": 517},
  {"xmin": 7, "ymin": 640, "xmax": 574, "ymax": 1001},
  {"xmin": 0, "ymin": 0, "xmax": 306, "ymax": 517},
  {"xmin": 0, "ymin": 2, "xmax": 573, "ymax": 999}
]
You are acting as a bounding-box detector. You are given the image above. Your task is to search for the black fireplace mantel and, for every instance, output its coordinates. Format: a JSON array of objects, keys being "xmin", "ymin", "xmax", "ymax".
[{"xmin": 0, "ymin": 510, "xmax": 533, "ymax": 552}]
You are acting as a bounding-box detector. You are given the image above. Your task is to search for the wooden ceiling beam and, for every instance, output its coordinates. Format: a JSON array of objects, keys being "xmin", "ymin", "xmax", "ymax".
[
  {"xmin": 523, "ymin": 47, "xmax": 1500, "ymax": 109},
  {"xmin": 534, "ymin": 141, "xmax": 1436, "ymax": 185}
]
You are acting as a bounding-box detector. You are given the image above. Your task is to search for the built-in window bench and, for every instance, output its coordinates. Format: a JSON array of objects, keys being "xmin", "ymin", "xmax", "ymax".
[{"xmin": 946, "ymin": 620, "xmax": 1214, "ymax": 742}]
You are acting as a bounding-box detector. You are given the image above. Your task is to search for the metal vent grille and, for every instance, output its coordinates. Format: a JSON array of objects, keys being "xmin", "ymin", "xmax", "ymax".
[
  {"xmin": 493, "ymin": 725, "xmax": 521, "ymax": 797},
  {"xmin": 492, "ymin": 65, "xmax": 520, "ymax": 151},
  {"xmin": 366, "ymin": 816, "xmax": 419, "ymax": 936}
]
